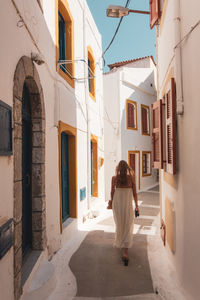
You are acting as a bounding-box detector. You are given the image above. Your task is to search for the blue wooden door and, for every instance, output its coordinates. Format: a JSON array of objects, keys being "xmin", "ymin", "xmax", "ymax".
[
  {"xmin": 61, "ymin": 132, "xmax": 70, "ymax": 222},
  {"xmin": 22, "ymin": 83, "xmax": 32, "ymax": 256},
  {"xmin": 91, "ymin": 141, "xmax": 93, "ymax": 196}
]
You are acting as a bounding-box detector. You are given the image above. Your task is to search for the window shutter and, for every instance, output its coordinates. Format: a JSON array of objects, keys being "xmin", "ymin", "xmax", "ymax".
[
  {"xmin": 128, "ymin": 103, "xmax": 135, "ymax": 128},
  {"xmin": 130, "ymin": 153, "xmax": 135, "ymax": 171},
  {"xmin": 150, "ymin": 0, "xmax": 160, "ymax": 29},
  {"xmin": 152, "ymin": 99, "xmax": 163, "ymax": 169},
  {"xmin": 142, "ymin": 107, "xmax": 148, "ymax": 134},
  {"xmin": 143, "ymin": 154, "xmax": 147, "ymax": 173},
  {"xmin": 166, "ymin": 78, "xmax": 176, "ymax": 174}
]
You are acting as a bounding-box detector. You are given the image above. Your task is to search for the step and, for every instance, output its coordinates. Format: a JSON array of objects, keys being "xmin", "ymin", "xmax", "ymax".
[
  {"xmin": 74, "ymin": 293, "xmax": 162, "ymax": 300},
  {"xmin": 21, "ymin": 260, "xmax": 56, "ymax": 300}
]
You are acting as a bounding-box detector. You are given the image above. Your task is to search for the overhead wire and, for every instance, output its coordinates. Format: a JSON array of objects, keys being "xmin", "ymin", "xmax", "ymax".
[{"xmin": 102, "ymin": 0, "xmax": 131, "ymax": 66}]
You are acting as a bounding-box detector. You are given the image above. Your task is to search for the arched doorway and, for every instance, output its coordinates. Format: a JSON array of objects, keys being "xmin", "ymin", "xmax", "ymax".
[
  {"xmin": 22, "ymin": 83, "xmax": 32, "ymax": 256},
  {"xmin": 13, "ymin": 56, "xmax": 46, "ymax": 299}
]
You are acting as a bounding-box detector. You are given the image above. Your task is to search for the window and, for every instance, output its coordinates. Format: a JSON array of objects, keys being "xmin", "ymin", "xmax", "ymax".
[
  {"xmin": 0, "ymin": 100, "xmax": 12, "ymax": 155},
  {"xmin": 87, "ymin": 47, "xmax": 96, "ymax": 101},
  {"xmin": 150, "ymin": 0, "xmax": 161, "ymax": 29},
  {"xmin": 126, "ymin": 100, "xmax": 137, "ymax": 130},
  {"xmin": 56, "ymin": 0, "xmax": 74, "ymax": 88},
  {"xmin": 141, "ymin": 104, "xmax": 150, "ymax": 135},
  {"xmin": 152, "ymin": 77, "xmax": 176, "ymax": 174},
  {"xmin": 142, "ymin": 151, "xmax": 152, "ymax": 176}
]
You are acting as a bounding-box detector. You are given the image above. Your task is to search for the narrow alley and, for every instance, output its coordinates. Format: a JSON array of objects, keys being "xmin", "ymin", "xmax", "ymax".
[{"xmin": 22, "ymin": 188, "xmax": 186, "ymax": 300}]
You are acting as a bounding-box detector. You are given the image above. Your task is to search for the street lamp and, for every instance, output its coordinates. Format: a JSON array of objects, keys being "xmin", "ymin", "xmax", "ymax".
[{"xmin": 106, "ymin": 5, "xmax": 150, "ymax": 18}]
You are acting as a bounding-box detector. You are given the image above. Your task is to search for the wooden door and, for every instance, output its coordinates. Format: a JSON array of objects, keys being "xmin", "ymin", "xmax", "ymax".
[
  {"xmin": 22, "ymin": 83, "xmax": 32, "ymax": 256},
  {"xmin": 61, "ymin": 132, "xmax": 70, "ymax": 222}
]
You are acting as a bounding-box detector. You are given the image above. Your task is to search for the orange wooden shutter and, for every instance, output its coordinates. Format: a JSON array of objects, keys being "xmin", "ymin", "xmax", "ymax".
[
  {"xmin": 142, "ymin": 107, "xmax": 148, "ymax": 134},
  {"xmin": 165, "ymin": 78, "xmax": 176, "ymax": 174},
  {"xmin": 152, "ymin": 99, "xmax": 163, "ymax": 169},
  {"xmin": 150, "ymin": 0, "xmax": 160, "ymax": 29},
  {"xmin": 128, "ymin": 103, "xmax": 135, "ymax": 128}
]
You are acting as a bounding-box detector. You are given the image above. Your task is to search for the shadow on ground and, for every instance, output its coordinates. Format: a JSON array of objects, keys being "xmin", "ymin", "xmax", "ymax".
[{"xmin": 69, "ymin": 230, "xmax": 154, "ymax": 297}]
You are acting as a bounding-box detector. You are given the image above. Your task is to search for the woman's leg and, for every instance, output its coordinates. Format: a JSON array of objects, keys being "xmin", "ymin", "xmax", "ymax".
[{"xmin": 123, "ymin": 248, "xmax": 128, "ymax": 258}]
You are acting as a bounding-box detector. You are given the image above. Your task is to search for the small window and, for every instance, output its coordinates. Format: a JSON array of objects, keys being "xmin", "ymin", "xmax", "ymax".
[
  {"xmin": 141, "ymin": 104, "xmax": 150, "ymax": 135},
  {"xmin": 0, "ymin": 100, "xmax": 12, "ymax": 156},
  {"xmin": 56, "ymin": 0, "xmax": 74, "ymax": 88},
  {"xmin": 87, "ymin": 47, "xmax": 96, "ymax": 101},
  {"xmin": 59, "ymin": 11, "xmax": 66, "ymax": 72},
  {"xmin": 126, "ymin": 100, "xmax": 137, "ymax": 130},
  {"xmin": 142, "ymin": 151, "xmax": 151, "ymax": 176}
]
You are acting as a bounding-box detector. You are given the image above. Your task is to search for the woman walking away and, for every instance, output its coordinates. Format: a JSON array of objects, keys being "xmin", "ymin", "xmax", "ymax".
[{"xmin": 108, "ymin": 160, "xmax": 139, "ymax": 266}]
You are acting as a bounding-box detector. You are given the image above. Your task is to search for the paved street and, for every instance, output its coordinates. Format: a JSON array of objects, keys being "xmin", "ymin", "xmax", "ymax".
[{"xmin": 46, "ymin": 189, "xmax": 187, "ymax": 300}]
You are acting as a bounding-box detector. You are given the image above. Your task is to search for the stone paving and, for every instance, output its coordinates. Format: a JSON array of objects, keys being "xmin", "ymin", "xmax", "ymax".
[{"xmin": 46, "ymin": 190, "xmax": 188, "ymax": 300}]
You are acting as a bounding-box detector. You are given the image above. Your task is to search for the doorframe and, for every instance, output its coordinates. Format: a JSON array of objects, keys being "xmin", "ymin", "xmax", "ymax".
[
  {"xmin": 90, "ymin": 134, "xmax": 98, "ymax": 197},
  {"xmin": 128, "ymin": 150, "xmax": 140, "ymax": 190},
  {"xmin": 13, "ymin": 56, "xmax": 46, "ymax": 300},
  {"xmin": 58, "ymin": 121, "xmax": 77, "ymax": 233}
]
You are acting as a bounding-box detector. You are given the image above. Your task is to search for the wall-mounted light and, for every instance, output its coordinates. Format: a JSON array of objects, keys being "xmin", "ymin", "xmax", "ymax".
[
  {"xmin": 106, "ymin": 5, "xmax": 150, "ymax": 18},
  {"xmin": 31, "ymin": 52, "xmax": 45, "ymax": 65}
]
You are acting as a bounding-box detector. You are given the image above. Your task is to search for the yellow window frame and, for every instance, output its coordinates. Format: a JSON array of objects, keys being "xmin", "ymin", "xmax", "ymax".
[{"xmin": 55, "ymin": 0, "xmax": 75, "ymax": 88}]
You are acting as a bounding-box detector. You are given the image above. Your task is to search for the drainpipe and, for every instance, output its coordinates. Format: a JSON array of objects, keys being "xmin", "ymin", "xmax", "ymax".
[
  {"xmin": 83, "ymin": 1, "xmax": 91, "ymax": 212},
  {"xmin": 174, "ymin": 0, "xmax": 184, "ymax": 115}
]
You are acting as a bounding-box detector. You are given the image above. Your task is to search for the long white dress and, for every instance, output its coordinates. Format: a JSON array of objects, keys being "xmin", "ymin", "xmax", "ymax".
[{"xmin": 112, "ymin": 188, "xmax": 134, "ymax": 248}]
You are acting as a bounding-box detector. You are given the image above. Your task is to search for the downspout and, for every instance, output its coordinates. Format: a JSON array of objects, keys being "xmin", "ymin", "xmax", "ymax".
[
  {"xmin": 174, "ymin": 0, "xmax": 184, "ymax": 115},
  {"xmin": 83, "ymin": 1, "xmax": 91, "ymax": 212}
]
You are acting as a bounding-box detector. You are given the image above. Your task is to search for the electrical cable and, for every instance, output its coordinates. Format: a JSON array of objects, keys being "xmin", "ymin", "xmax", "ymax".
[{"xmin": 102, "ymin": 0, "xmax": 131, "ymax": 65}]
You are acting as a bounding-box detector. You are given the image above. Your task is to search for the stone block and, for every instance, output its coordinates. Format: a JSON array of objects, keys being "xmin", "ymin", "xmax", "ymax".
[
  {"xmin": 14, "ymin": 139, "xmax": 22, "ymax": 181},
  {"xmin": 32, "ymin": 196, "xmax": 46, "ymax": 212},
  {"xmin": 32, "ymin": 147, "xmax": 45, "ymax": 164},
  {"xmin": 14, "ymin": 222, "xmax": 22, "ymax": 252},
  {"xmin": 32, "ymin": 163, "xmax": 45, "ymax": 197},
  {"xmin": 32, "ymin": 210, "xmax": 46, "ymax": 231},
  {"xmin": 22, "ymin": 56, "xmax": 34, "ymax": 78},
  {"xmin": 32, "ymin": 131, "xmax": 45, "ymax": 147},
  {"xmin": 14, "ymin": 247, "xmax": 22, "ymax": 277},
  {"xmin": 13, "ymin": 58, "xmax": 26, "ymax": 100},
  {"xmin": 32, "ymin": 118, "xmax": 45, "ymax": 132},
  {"xmin": 13, "ymin": 98, "xmax": 22, "ymax": 124},
  {"xmin": 31, "ymin": 95, "xmax": 43, "ymax": 119},
  {"xmin": 14, "ymin": 123, "xmax": 22, "ymax": 139},
  {"xmin": 32, "ymin": 229, "xmax": 46, "ymax": 250},
  {"xmin": 14, "ymin": 181, "xmax": 22, "ymax": 223},
  {"xmin": 14, "ymin": 270, "xmax": 22, "ymax": 300}
]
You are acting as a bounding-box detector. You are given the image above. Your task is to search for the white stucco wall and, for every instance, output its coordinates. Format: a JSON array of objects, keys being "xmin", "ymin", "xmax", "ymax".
[
  {"xmin": 0, "ymin": 0, "xmax": 104, "ymax": 299},
  {"xmin": 104, "ymin": 58, "xmax": 157, "ymax": 202},
  {"xmin": 157, "ymin": 1, "xmax": 200, "ymax": 299}
]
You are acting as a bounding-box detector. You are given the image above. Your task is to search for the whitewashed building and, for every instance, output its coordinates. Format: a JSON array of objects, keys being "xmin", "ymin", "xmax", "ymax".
[
  {"xmin": 150, "ymin": 0, "xmax": 200, "ymax": 299},
  {"xmin": 104, "ymin": 56, "xmax": 158, "ymax": 201},
  {"xmin": 0, "ymin": 1, "xmax": 104, "ymax": 299}
]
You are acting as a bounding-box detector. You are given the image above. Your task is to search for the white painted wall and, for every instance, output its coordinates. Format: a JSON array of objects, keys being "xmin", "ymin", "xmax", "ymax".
[
  {"xmin": 157, "ymin": 1, "xmax": 200, "ymax": 299},
  {"xmin": 104, "ymin": 58, "xmax": 157, "ymax": 202},
  {"xmin": 0, "ymin": 0, "xmax": 104, "ymax": 299}
]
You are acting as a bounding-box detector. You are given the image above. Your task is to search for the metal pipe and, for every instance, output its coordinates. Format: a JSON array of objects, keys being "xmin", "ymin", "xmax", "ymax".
[{"xmin": 129, "ymin": 9, "xmax": 150, "ymax": 15}]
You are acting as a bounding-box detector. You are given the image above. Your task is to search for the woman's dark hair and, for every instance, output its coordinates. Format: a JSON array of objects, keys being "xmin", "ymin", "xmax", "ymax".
[{"xmin": 115, "ymin": 160, "xmax": 133, "ymax": 185}]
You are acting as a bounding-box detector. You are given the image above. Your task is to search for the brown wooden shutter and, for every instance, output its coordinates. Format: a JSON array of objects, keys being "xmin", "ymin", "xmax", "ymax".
[
  {"xmin": 150, "ymin": 0, "xmax": 160, "ymax": 29},
  {"xmin": 128, "ymin": 103, "xmax": 135, "ymax": 128},
  {"xmin": 142, "ymin": 107, "xmax": 148, "ymax": 134},
  {"xmin": 129, "ymin": 153, "xmax": 136, "ymax": 172},
  {"xmin": 152, "ymin": 99, "xmax": 163, "ymax": 169},
  {"xmin": 143, "ymin": 154, "xmax": 147, "ymax": 174},
  {"xmin": 165, "ymin": 78, "xmax": 176, "ymax": 174}
]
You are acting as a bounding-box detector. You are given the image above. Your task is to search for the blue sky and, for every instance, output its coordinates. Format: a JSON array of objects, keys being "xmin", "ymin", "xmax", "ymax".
[{"xmin": 86, "ymin": 0, "xmax": 156, "ymax": 72}]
